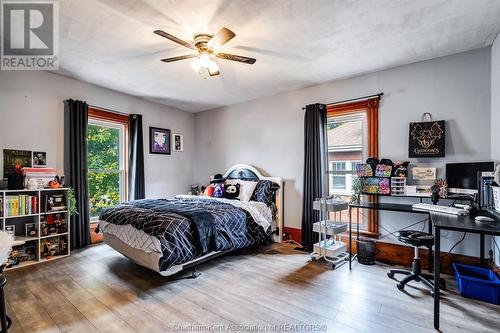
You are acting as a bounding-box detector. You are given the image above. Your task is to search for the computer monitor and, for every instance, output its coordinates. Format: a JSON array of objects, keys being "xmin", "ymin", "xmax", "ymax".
[{"xmin": 446, "ymin": 162, "xmax": 495, "ymax": 194}]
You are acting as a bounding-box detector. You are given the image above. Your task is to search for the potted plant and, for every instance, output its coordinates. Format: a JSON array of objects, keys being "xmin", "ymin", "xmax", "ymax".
[
  {"xmin": 67, "ymin": 187, "xmax": 78, "ymax": 216},
  {"xmin": 350, "ymin": 176, "xmax": 363, "ymax": 204}
]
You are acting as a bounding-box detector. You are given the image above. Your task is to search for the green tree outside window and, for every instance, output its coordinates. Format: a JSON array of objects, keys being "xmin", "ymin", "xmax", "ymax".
[{"xmin": 87, "ymin": 124, "xmax": 123, "ymax": 217}]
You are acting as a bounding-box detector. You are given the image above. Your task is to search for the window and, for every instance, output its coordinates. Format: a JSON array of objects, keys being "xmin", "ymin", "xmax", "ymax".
[
  {"xmin": 326, "ymin": 98, "xmax": 379, "ymax": 235},
  {"xmin": 330, "ymin": 161, "xmax": 347, "ymax": 189},
  {"xmin": 329, "ymin": 160, "xmax": 362, "ymax": 191},
  {"xmin": 87, "ymin": 108, "xmax": 129, "ymax": 219}
]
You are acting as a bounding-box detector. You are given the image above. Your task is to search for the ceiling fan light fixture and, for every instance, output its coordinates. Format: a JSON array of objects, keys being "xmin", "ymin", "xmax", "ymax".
[
  {"xmin": 155, "ymin": 27, "xmax": 255, "ymax": 77},
  {"xmin": 190, "ymin": 57, "xmax": 201, "ymax": 72},
  {"xmin": 208, "ymin": 59, "xmax": 220, "ymax": 76},
  {"xmin": 199, "ymin": 53, "xmax": 211, "ymax": 68}
]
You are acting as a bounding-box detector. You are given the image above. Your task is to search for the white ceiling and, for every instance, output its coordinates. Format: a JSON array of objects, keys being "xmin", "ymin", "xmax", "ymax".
[{"xmin": 57, "ymin": 0, "xmax": 500, "ymax": 112}]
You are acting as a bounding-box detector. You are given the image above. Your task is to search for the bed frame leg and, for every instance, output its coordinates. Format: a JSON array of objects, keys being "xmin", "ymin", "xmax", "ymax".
[
  {"xmin": 189, "ymin": 266, "xmax": 201, "ymax": 279},
  {"xmin": 172, "ymin": 265, "xmax": 201, "ymax": 281}
]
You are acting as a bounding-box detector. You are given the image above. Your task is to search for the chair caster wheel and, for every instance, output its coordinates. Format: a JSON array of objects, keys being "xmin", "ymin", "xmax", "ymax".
[
  {"xmin": 397, "ymin": 283, "xmax": 404, "ymax": 291},
  {"xmin": 387, "ymin": 272, "xmax": 394, "ymax": 279}
]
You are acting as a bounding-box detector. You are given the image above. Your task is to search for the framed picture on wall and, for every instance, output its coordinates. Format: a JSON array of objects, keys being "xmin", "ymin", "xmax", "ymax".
[
  {"xmin": 149, "ymin": 127, "xmax": 171, "ymax": 155},
  {"xmin": 3, "ymin": 149, "xmax": 32, "ymax": 178},
  {"xmin": 173, "ymin": 134, "xmax": 184, "ymax": 152},
  {"xmin": 32, "ymin": 151, "xmax": 47, "ymax": 167}
]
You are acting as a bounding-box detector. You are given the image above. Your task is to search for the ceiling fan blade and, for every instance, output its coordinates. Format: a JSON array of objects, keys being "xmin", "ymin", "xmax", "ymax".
[
  {"xmin": 154, "ymin": 30, "xmax": 196, "ymax": 50},
  {"xmin": 207, "ymin": 27, "xmax": 236, "ymax": 50},
  {"xmin": 216, "ymin": 53, "xmax": 256, "ymax": 64},
  {"xmin": 160, "ymin": 54, "xmax": 197, "ymax": 63}
]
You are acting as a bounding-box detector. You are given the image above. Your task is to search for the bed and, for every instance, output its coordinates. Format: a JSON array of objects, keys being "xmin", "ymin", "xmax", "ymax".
[{"xmin": 98, "ymin": 164, "xmax": 283, "ymax": 276}]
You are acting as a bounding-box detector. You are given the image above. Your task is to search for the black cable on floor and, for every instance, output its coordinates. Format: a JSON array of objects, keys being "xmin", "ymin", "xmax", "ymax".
[{"xmin": 444, "ymin": 232, "xmax": 467, "ymax": 256}]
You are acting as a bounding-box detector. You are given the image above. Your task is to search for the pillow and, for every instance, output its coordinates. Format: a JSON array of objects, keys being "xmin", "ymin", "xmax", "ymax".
[
  {"xmin": 223, "ymin": 183, "xmax": 240, "ymax": 200},
  {"xmin": 225, "ymin": 179, "xmax": 257, "ymax": 202},
  {"xmin": 251, "ymin": 180, "xmax": 280, "ymax": 206}
]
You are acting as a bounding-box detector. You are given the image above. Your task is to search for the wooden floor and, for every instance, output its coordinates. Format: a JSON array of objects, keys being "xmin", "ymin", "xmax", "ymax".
[{"xmin": 4, "ymin": 243, "xmax": 500, "ymax": 333}]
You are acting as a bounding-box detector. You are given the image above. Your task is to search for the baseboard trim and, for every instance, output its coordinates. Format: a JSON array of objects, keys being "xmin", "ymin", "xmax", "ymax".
[{"xmin": 283, "ymin": 227, "xmax": 302, "ymax": 244}]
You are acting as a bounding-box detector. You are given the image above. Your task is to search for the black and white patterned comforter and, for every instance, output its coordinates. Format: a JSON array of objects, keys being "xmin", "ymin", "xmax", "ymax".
[{"xmin": 98, "ymin": 196, "xmax": 272, "ymax": 272}]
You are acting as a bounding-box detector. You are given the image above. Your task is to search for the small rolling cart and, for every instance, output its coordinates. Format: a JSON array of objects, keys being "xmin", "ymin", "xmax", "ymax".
[{"xmin": 310, "ymin": 197, "xmax": 349, "ymax": 269}]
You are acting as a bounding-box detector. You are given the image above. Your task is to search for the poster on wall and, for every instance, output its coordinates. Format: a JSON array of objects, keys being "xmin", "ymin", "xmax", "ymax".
[
  {"xmin": 33, "ymin": 151, "xmax": 47, "ymax": 167},
  {"xmin": 408, "ymin": 120, "xmax": 445, "ymax": 158},
  {"xmin": 3, "ymin": 149, "xmax": 32, "ymax": 178},
  {"xmin": 412, "ymin": 167, "xmax": 436, "ymax": 181},
  {"xmin": 173, "ymin": 134, "xmax": 184, "ymax": 152},
  {"xmin": 149, "ymin": 127, "xmax": 171, "ymax": 155}
]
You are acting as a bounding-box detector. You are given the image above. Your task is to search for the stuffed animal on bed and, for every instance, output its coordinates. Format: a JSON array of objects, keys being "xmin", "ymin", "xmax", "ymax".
[
  {"xmin": 210, "ymin": 173, "xmax": 225, "ymax": 198},
  {"xmin": 224, "ymin": 183, "xmax": 240, "ymax": 200},
  {"xmin": 212, "ymin": 183, "xmax": 224, "ymax": 198}
]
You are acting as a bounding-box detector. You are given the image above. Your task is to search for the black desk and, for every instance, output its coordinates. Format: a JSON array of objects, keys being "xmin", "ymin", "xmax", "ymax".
[
  {"xmin": 348, "ymin": 202, "xmax": 431, "ymax": 269},
  {"xmin": 432, "ymin": 211, "xmax": 500, "ymax": 330}
]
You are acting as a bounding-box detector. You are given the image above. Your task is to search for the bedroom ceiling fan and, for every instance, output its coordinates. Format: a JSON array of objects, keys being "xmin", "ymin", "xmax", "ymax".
[{"xmin": 154, "ymin": 27, "xmax": 256, "ymax": 77}]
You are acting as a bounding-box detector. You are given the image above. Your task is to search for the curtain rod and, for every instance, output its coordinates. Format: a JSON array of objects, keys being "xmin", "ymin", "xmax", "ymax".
[
  {"xmin": 302, "ymin": 92, "xmax": 383, "ymax": 110},
  {"xmin": 88, "ymin": 104, "xmax": 129, "ymax": 116}
]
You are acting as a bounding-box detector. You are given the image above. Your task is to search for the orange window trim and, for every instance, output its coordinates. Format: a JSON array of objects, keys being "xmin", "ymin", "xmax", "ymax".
[
  {"xmin": 88, "ymin": 106, "xmax": 130, "ymax": 202},
  {"xmin": 88, "ymin": 107, "xmax": 130, "ymax": 125},
  {"xmin": 327, "ymin": 97, "xmax": 380, "ymax": 235}
]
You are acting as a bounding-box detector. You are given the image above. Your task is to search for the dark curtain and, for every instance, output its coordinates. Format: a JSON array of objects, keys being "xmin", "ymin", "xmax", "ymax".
[
  {"xmin": 129, "ymin": 114, "xmax": 145, "ymax": 200},
  {"xmin": 64, "ymin": 99, "xmax": 91, "ymax": 249},
  {"xmin": 301, "ymin": 103, "xmax": 328, "ymax": 249}
]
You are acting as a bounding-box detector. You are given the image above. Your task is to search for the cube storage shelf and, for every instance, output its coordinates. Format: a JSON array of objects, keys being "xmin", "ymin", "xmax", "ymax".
[{"xmin": 0, "ymin": 188, "xmax": 71, "ymax": 270}]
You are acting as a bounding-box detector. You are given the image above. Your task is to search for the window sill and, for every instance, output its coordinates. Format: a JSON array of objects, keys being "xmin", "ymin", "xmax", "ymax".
[{"xmin": 340, "ymin": 230, "xmax": 380, "ymax": 240}]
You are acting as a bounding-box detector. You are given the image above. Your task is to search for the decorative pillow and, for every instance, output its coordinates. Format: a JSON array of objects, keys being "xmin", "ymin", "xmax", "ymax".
[
  {"xmin": 225, "ymin": 179, "xmax": 257, "ymax": 202},
  {"xmin": 250, "ymin": 180, "xmax": 280, "ymax": 206},
  {"xmin": 223, "ymin": 183, "xmax": 240, "ymax": 200}
]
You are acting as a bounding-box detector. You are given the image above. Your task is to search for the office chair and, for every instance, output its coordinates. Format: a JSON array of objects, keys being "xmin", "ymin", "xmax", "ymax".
[{"xmin": 387, "ymin": 230, "xmax": 435, "ymax": 293}]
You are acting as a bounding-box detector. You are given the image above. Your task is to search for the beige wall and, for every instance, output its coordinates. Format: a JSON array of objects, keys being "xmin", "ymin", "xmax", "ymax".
[
  {"xmin": 194, "ymin": 48, "xmax": 492, "ymax": 256},
  {"xmin": 0, "ymin": 70, "xmax": 195, "ymax": 199}
]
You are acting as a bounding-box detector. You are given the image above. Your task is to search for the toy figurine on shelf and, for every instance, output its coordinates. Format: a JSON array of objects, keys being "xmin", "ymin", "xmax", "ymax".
[{"xmin": 48, "ymin": 176, "xmax": 61, "ymax": 189}]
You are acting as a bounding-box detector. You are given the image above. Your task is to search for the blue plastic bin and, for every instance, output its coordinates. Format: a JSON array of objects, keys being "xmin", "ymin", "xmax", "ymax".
[{"xmin": 452, "ymin": 263, "xmax": 500, "ymax": 305}]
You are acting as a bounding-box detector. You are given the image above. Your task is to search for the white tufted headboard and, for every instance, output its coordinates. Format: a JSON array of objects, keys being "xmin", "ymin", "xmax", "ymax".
[{"xmin": 223, "ymin": 164, "xmax": 283, "ymax": 242}]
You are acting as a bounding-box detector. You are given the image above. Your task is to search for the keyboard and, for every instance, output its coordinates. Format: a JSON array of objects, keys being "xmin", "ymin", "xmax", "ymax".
[{"xmin": 412, "ymin": 203, "xmax": 469, "ymax": 215}]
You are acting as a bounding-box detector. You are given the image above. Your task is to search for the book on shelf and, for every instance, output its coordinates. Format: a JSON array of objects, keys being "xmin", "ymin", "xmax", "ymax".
[
  {"xmin": 0, "ymin": 196, "xmax": 3, "ymax": 217},
  {"xmin": 4, "ymin": 194, "xmax": 38, "ymax": 216}
]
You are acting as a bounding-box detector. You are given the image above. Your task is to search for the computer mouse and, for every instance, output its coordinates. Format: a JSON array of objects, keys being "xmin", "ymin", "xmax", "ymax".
[{"xmin": 475, "ymin": 216, "xmax": 495, "ymax": 223}]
